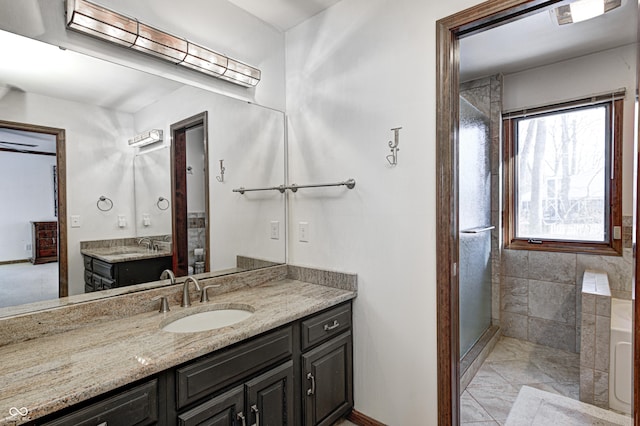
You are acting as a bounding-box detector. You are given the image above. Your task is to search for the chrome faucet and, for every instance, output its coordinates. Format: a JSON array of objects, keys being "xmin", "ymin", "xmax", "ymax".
[
  {"xmin": 137, "ymin": 237, "xmax": 152, "ymax": 250},
  {"xmin": 181, "ymin": 276, "xmax": 201, "ymax": 308},
  {"xmin": 160, "ymin": 269, "xmax": 175, "ymax": 284}
]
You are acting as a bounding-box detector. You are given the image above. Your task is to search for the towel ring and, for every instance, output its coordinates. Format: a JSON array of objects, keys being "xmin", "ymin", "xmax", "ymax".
[
  {"xmin": 97, "ymin": 196, "xmax": 113, "ymax": 212},
  {"xmin": 157, "ymin": 197, "xmax": 170, "ymax": 211}
]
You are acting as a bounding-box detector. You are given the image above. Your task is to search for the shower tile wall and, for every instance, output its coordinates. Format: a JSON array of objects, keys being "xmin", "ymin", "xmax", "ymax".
[
  {"xmin": 187, "ymin": 212, "xmax": 206, "ymax": 269},
  {"xmin": 460, "ymin": 74, "xmax": 503, "ymax": 326},
  {"xmin": 500, "ymin": 238, "xmax": 633, "ymax": 353}
]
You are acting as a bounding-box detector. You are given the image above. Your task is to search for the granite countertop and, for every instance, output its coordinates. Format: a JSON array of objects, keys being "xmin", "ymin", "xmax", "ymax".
[
  {"xmin": 80, "ymin": 246, "xmax": 172, "ymax": 263},
  {"xmin": 0, "ymin": 279, "xmax": 355, "ymax": 425}
]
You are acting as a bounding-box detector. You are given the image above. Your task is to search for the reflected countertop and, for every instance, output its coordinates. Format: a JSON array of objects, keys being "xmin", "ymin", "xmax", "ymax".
[
  {"xmin": 80, "ymin": 246, "xmax": 172, "ymax": 263},
  {"xmin": 0, "ymin": 278, "xmax": 356, "ymax": 425}
]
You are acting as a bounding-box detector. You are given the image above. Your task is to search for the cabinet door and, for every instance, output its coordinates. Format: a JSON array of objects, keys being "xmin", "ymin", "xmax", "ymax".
[
  {"xmin": 302, "ymin": 332, "xmax": 353, "ymax": 426},
  {"xmin": 246, "ymin": 360, "xmax": 294, "ymax": 426},
  {"xmin": 177, "ymin": 385, "xmax": 244, "ymax": 426}
]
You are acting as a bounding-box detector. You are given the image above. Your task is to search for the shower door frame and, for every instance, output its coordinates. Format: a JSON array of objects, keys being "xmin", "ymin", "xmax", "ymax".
[{"xmin": 435, "ymin": 0, "xmax": 640, "ymax": 425}]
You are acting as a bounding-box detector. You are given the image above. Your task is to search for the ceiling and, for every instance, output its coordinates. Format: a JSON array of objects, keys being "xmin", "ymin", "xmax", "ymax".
[
  {"xmin": 226, "ymin": 0, "xmax": 342, "ymax": 31},
  {"xmin": 460, "ymin": 0, "xmax": 637, "ymax": 81}
]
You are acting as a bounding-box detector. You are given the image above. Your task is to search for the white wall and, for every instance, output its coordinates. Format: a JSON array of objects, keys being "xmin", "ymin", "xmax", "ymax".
[
  {"xmin": 285, "ymin": 0, "xmax": 484, "ymax": 423},
  {"xmin": 0, "ymin": 0, "xmax": 285, "ymax": 111},
  {"xmin": 0, "ymin": 152, "xmax": 56, "ymax": 261},
  {"xmin": 0, "ymin": 90, "xmax": 136, "ymax": 294},
  {"xmin": 133, "ymin": 85, "xmax": 286, "ymax": 272},
  {"xmin": 503, "ymin": 43, "xmax": 637, "ymax": 215}
]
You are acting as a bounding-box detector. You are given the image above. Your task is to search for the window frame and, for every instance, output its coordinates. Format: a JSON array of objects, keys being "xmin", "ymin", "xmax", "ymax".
[{"xmin": 503, "ymin": 97, "xmax": 623, "ymax": 256}]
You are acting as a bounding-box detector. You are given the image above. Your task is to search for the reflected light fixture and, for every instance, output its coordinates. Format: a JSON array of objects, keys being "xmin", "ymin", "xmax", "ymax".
[
  {"xmin": 65, "ymin": 0, "xmax": 261, "ymax": 87},
  {"xmin": 553, "ymin": 0, "xmax": 622, "ymax": 25},
  {"xmin": 129, "ymin": 129, "xmax": 163, "ymax": 148}
]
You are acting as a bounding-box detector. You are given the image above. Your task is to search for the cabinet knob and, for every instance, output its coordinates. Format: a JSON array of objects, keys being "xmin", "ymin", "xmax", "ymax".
[{"xmin": 306, "ymin": 372, "xmax": 316, "ymax": 396}]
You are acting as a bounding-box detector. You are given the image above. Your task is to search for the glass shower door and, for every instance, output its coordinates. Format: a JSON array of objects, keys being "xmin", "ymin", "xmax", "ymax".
[{"xmin": 459, "ymin": 97, "xmax": 492, "ymax": 357}]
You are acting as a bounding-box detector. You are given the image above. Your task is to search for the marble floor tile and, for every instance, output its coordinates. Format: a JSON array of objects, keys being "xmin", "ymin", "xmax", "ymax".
[
  {"xmin": 467, "ymin": 384, "xmax": 521, "ymax": 422},
  {"xmin": 487, "ymin": 360, "xmax": 555, "ymax": 384},
  {"xmin": 468, "ymin": 364, "xmax": 509, "ymax": 388},
  {"xmin": 461, "ymin": 391, "xmax": 496, "ymax": 423},
  {"xmin": 469, "ymin": 336, "xmax": 626, "ymax": 424}
]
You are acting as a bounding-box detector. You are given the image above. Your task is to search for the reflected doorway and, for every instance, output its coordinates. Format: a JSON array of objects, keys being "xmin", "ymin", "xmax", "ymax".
[
  {"xmin": 0, "ymin": 120, "xmax": 67, "ymax": 305},
  {"xmin": 171, "ymin": 112, "xmax": 210, "ymax": 276}
]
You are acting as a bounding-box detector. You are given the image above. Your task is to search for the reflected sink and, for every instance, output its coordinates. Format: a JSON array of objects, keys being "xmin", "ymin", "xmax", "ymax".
[{"xmin": 161, "ymin": 305, "xmax": 254, "ymax": 333}]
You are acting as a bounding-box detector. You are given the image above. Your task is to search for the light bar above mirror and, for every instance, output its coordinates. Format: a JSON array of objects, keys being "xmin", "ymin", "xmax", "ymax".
[{"xmin": 65, "ymin": 0, "xmax": 261, "ymax": 87}]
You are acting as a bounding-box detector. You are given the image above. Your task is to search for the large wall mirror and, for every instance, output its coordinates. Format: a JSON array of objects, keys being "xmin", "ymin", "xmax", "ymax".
[{"xmin": 0, "ymin": 29, "xmax": 286, "ymax": 317}]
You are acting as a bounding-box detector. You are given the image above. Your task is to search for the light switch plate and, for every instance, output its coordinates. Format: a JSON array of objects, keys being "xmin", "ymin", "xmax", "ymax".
[
  {"xmin": 270, "ymin": 221, "xmax": 279, "ymax": 240},
  {"xmin": 118, "ymin": 215, "xmax": 126, "ymax": 228},
  {"xmin": 299, "ymin": 222, "xmax": 309, "ymax": 242},
  {"xmin": 70, "ymin": 215, "xmax": 81, "ymax": 228}
]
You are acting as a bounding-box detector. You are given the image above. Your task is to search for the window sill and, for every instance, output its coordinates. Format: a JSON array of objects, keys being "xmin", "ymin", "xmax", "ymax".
[{"xmin": 505, "ymin": 239, "xmax": 623, "ymax": 256}]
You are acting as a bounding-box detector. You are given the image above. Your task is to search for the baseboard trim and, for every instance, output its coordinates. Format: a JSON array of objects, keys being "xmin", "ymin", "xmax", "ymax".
[
  {"xmin": 0, "ymin": 259, "xmax": 29, "ymax": 266},
  {"xmin": 347, "ymin": 409, "xmax": 386, "ymax": 426}
]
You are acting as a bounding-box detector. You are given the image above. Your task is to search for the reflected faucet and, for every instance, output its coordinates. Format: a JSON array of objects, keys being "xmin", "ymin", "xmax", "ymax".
[
  {"xmin": 181, "ymin": 276, "xmax": 201, "ymax": 308},
  {"xmin": 160, "ymin": 269, "xmax": 175, "ymax": 284},
  {"xmin": 137, "ymin": 237, "xmax": 152, "ymax": 250}
]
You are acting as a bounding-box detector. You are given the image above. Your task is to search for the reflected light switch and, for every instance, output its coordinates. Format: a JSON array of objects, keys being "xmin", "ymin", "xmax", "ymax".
[{"xmin": 270, "ymin": 221, "xmax": 279, "ymax": 240}]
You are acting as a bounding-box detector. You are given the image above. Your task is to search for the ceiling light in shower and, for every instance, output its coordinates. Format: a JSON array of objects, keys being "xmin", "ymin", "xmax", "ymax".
[
  {"xmin": 129, "ymin": 129, "xmax": 163, "ymax": 148},
  {"xmin": 65, "ymin": 0, "xmax": 261, "ymax": 87},
  {"xmin": 553, "ymin": 0, "xmax": 622, "ymax": 25}
]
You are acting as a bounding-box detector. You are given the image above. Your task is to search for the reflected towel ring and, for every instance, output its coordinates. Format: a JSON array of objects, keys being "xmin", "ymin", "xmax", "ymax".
[
  {"xmin": 97, "ymin": 196, "xmax": 113, "ymax": 212},
  {"xmin": 157, "ymin": 196, "xmax": 170, "ymax": 211}
]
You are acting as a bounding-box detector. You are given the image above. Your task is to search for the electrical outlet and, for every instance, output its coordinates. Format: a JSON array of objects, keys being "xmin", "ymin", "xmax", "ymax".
[
  {"xmin": 270, "ymin": 221, "xmax": 279, "ymax": 240},
  {"xmin": 299, "ymin": 222, "xmax": 309, "ymax": 242},
  {"xmin": 71, "ymin": 215, "xmax": 81, "ymax": 228}
]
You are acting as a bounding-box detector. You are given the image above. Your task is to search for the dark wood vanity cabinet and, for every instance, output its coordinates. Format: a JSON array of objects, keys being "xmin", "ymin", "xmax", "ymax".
[
  {"xmin": 36, "ymin": 301, "xmax": 353, "ymax": 426},
  {"xmin": 41, "ymin": 379, "xmax": 159, "ymax": 426},
  {"xmin": 301, "ymin": 304, "xmax": 354, "ymax": 426},
  {"xmin": 83, "ymin": 255, "xmax": 172, "ymax": 292},
  {"xmin": 30, "ymin": 221, "xmax": 57, "ymax": 265}
]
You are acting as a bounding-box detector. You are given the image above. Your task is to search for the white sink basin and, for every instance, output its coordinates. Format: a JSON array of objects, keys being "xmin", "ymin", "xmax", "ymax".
[{"xmin": 161, "ymin": 306, "xmax": 254, "ymax": 333}]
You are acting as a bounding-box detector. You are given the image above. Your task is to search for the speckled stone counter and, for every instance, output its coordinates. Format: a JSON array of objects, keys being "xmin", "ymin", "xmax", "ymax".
[
  {"xmin": 80, "ymin": 246, "xmax": 172, "ymax": 263},
  {"xmin": 0, "ymin": 274, "xmax": 356, "ymax": 425}
]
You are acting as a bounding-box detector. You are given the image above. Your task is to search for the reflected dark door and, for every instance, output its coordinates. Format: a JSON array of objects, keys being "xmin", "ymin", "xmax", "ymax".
[{"xmin": 173, "ymin": 128, "xmax": 189, "ymax": 276}]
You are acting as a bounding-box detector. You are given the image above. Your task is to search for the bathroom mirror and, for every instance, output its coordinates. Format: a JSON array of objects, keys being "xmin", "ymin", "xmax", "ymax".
[{"xmin": 0, "ymin": 29, "xmax": 286, "ymax": 316}]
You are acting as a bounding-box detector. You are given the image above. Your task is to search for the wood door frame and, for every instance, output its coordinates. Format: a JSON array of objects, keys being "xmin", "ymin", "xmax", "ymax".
[
  {"xmin": 435, "ymin": 0, "xmax": 639, "ymax": 424},
  {"xmin": 0, "ymin": 119, "xmax": 68, "ymax": 297},
  {"xmin": 170, "ymin": 112, "xmax": 210, "ymax": 276}
]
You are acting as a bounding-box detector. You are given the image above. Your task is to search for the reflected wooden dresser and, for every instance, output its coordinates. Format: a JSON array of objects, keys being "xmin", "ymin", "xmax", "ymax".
[{"xmin": 31, "ymin": 221, "xmax": 58, "ymax": 264}]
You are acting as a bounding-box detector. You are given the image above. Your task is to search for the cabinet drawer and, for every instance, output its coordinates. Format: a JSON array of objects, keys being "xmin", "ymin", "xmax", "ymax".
[
  {"xmin": 43, "ymin": 379, "xmax": 158, "ymax": 426},
  {"xmin": 84, "ymin": 270, "xmax": 93, "ymax": 285},
  {"xmin": 301, "ymin": 303, "xmax": 352, "ymax": 350},
  {"xmin": 38, "ymin": 248, "xmax": 57, "ymax": 258},
  {"xmin": 91, "ymin": 274, "xmax": 103, "ymax": 291},
  {"xmin": 176, "ymin": 327, "xmax": 292, "ymax": 409},
  {"xmin": 93, "ymin": 259, "xmax": 114, "ymax": 278},
  {"xmin": 83, "ymin": 256, "xmax": 93, "ymax": 271},
  {"xmin": 101, "ymin": 277, "xmax": 115, "ymax": 289}
]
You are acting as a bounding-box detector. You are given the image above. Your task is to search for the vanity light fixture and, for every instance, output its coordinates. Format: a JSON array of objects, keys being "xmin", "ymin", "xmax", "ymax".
[
  {"xmin": 65, "ymin": 0, "xmax": 261, "ymax": 87},
  {"xmin": 129, "ymin": 129, "xmax": 163, "ymax": 148},
  {"xmin": 553, "ymin": 0, "xmax": 621, "ymax": 25}
]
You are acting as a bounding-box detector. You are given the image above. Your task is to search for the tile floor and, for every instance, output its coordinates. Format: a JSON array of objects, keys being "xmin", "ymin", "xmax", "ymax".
[
  {"xmin": 462, "ymin": 336, "xmax": 580, "ymax": 425},
  {"xmin": 0, "ymin": 262, "xmax": 58, "ymax": 308},
  {"xmin": 334, "ymin": 420, "xmax": 356, "ymax": 426}
]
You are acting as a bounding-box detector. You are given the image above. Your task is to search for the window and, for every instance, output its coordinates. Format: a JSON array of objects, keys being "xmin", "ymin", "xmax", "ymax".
[{"xmin": 503, "ymin": 96, "xmax": 623, "ymax": 255}]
